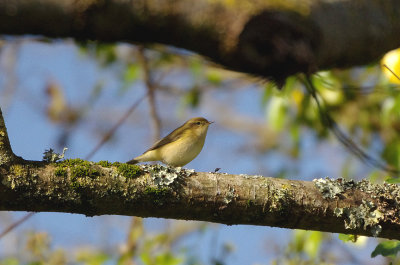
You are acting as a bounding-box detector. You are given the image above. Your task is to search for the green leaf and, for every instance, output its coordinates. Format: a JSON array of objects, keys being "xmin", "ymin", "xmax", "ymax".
[
  {"xmin": 267, "ymin": 96, "xmax": 287, "ymax": 132},
  {"xmin": 189, "ymin": 58, "xmax": 203, "ymax": 81},
  {"xmin": 338, "ymin": 234, "xmax": 358, "ymax": 243},
  {"xmin": 120, "ymin": 63, "xmax": 141, "ymax": 93},
  {"xmin": 292, "ymin": 230, "xmax": 323, "ymax": 259},
  {"xmin": 381, "ymin": 98, "xmax": 395, "ymax": 126},
  {"xmin": 140, "ymin": 252, "xmax": 151, "ymax": 265},
  {"xmin": 385, "ymin": 177, "xmax": 400, "ymax": 184},
  {"xmin": 304, "ymin": 231, "xmax": 323, "ymax": 259},
  {"xmin": 76, "ymin": 251, "xmax": 110, "ymax": 265},
  {"xmin": 206, "ymin": 69, "xmax": 222, "ymax": 85},
  {"xmin": 183, "ymin": 88, "xmax": 201, "ymax": 108},
  {"xmin": 0, "ymin": 258, "xmax": 20, "ymax": 265},
  {"xmin": 382, "ymin": 139, "xmax": 400, "ymax": 172},
  {"xmin": 155, "ymin": 252, "xmax": 183, "ymax": 265},
  {"xmin": 371, "ymin": 241, "xmax": 400, "ymax": 258},
  {"xmin": 0, "ymin": 258, "xmax": 19, "ymax": 265},
  {"xmin": 96, "ymin": 44, "xmax": 117, "ymax": 66},
  {"xmin": 123, "ymin": 64, "xmax": 140, "ymax": 83},
  {"xmin": 261, "ymin": 82, "xmax": 276, "ymax": 105}
]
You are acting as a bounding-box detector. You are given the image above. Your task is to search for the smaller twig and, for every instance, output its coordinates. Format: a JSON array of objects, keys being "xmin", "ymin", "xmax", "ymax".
[
  {"xmin": 85, "ymin": 92, "xmax": 147, "ymax": 160},
  {"xmin": 0, "ymin": 212, "xmax": 35, "ymax": 238},
  {"xmin": 119, "ymin": 217, "xmax": 143, "ymax": 265},
  {"xmin": 383, "ymin": 64, "xmax": 400, "ymax": 81},
  {"xmin": 137, "ymin": 46, "xmax": 162, "ymax": 142},
  {"xmin": 301, "ymin": 75, "xmax": 399, "ymax": 175}
]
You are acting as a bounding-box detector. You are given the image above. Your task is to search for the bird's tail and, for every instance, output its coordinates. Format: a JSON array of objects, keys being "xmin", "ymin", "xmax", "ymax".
[{"xmin": 126, "ymin": 159, "xmax": 139, "ymax": 164}]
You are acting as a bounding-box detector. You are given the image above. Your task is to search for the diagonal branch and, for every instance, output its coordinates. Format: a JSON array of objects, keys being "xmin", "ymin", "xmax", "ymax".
[
  {"xmin": 0, "ymin": 107, "xmax": 19, "ymax": 165},
  {"xmin": 137, "ymin": 46, "xmax": 162, "ymax": 141}
]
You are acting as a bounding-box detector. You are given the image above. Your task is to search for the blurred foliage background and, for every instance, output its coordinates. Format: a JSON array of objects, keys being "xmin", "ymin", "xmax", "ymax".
[{"xmin": 1, "ymin": 38, "xmax": 400, "ymax": 264}]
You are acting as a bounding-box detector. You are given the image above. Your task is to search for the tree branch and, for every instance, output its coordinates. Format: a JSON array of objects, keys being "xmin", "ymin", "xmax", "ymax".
[
  {"xmin": 0, "ymin": 0, "xmax": 399, "ymax": 83},
  {"xmin": 0, "ymin": 108, "xmax": 20, "ymax": 165},
  {"xmin": 137, "ymin": 46, "xmax": 161, "ymax": 141},
  {"xmin": 0, "ymin": 155, "xmax": 400, "ymax": 240},
  {"xmin": 1, "ymin": 108, "xmax": 400, "ymax": 240}
]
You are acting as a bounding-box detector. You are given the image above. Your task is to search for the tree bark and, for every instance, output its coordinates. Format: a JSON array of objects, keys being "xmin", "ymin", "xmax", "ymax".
[
  {"xmin": 0, "ymin": 108, "xmax": 400, "ymax": 240},
  {"xmin": 0, "ymin": 0, "xmax": 399, "ymax": 83}
]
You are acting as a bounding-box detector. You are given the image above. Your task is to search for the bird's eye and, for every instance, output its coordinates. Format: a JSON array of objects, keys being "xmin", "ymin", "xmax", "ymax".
[{"xmin": 196, "ymin": 122, "xmax": 201, "ymax": 125}]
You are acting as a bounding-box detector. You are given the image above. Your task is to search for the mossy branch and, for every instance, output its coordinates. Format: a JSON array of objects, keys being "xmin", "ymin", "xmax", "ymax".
[{"xmin": 1, "ymin": 156, "xmax": 400, "ymax": 240}]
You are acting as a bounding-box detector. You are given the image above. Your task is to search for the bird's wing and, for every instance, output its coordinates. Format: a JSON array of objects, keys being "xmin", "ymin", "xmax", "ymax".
[{"xmin": 144, "ymin": 124, "xmax": 187, "ymax": 153}]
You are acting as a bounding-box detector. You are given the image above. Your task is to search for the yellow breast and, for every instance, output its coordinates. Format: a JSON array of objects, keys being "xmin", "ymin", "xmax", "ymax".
[{"xmin": 158, "ymin": 130, "xmax": 207, "ymax": 167}]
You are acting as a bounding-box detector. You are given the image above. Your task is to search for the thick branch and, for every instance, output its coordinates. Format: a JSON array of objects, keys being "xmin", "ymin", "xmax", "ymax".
[
  {"xmin": 0, "ymin": 159, "xmax": 399, "ymax": 240},
  {"xmin": 0, "ymin": 0, "xmax": 399, "ymax": 83}
]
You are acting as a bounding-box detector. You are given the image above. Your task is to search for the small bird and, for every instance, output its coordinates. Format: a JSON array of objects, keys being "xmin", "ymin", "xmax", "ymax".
[{"xmin": 127, "ymin": 117, "xmax": 213, "ymax": 167}]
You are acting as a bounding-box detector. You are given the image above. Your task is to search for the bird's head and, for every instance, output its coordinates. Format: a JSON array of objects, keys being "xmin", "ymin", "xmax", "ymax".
[{"xmin": 184, "ymin": 117, "xmax": 213, "ymax": 136}]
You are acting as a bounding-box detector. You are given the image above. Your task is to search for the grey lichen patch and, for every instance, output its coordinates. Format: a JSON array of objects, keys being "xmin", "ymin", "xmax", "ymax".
[
  {"xmin": 358, "ymin": 179, "xmax": 400, "ymax": 203},
  {"xmin": 314, "ymin": 178, "xmax": 400, "ymax": 237},
  {"xmin": 42, "ymin": 147, "xmax": 68, "ymax": 163},
  {"xmin": 313, "ymin": 177, "xmax": 355, "ymax": 199},
  {"xmin": 240, "ymin": 174, "xmax": 263, "ymax": 179},
  {"xmin": 270, "ymin": 184, "xmax": 293, "ymax": 213},
  {"xmin": 334, "ymin": 199, "xmax": 383, "ymax": 237},
  {"xmin": 356, "ymin": 179, "xmax": 376, "ymax": 194},
  {"xmin": 224, "ymin": 186, "xmax": 238, "ymax": 204},
  {"xmin": 142, "ymin": 164, "xmax": 194, "ymax": 187}
]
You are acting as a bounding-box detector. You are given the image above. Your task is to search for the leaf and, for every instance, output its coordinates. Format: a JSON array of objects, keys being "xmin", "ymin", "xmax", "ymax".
[
  {"xmin": 261, "ymin": 82, "xmax": 276, "ymax": 105},
  {"xmin": 206, "ymin": 69, "xmax": 222, "ymax": 85},
  {"xmin": 292, "ymin": 230, "xmax": 323, "ymax": 259},
  {"xmin": 384, "ymin": 177, "xmax": 400, "ymax": 184},
  {"xmin": 96, "ymin": 44, "xmax": 117, "ymax": 66},
  {"xmin": 338, "ymin": 234, "xmax": 358, "ymax": 243},
  {"xmin": 123, "ymin": 64, "xmax": 140, "ymax": 84},
  {"xmin": 304, "ymin": 231, "xmax": 323, "ymax": 259},
  {"xmin": 1, "ymin": 258, "xmax": 20, "ymax": 265},
  {"xmin": 155, "ymin": 253, "xmax": 183, "ymax": 265},
  {"xmin": 382, "ymin": 139, "xmax": 400, "ymax": 172},
  {"xmin": 267, "ymin": 96, "xmax": 288, "ymax": 132},
  {"xmin": 76, "ymin": 251, "xmax": 110, "ymax": 265},
  {"xmin": 371, "ymin": 241, "xmax": 400, "ymax": 258},
  {"xmin": 183, "ymin": 88, "xmax": 201, "ymax": 108},
  {"xmin": 189, "ymin": 58, "xmax": 203, "ymax": 81}
]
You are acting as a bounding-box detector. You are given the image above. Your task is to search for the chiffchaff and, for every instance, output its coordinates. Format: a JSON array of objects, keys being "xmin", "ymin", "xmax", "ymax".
[{"xmin": 127, "ymin": 117, "xmax": 213, "ymax": 167}]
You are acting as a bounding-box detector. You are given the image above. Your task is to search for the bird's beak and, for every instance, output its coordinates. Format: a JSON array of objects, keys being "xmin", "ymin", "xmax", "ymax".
[{"xmin": 208, "ymin": 121, "xmax": 214, "ymax": 124}]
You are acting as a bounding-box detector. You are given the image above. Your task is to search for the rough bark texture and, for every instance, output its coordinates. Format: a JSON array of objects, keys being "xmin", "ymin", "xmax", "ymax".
[
  {"xmin": 0, "ymin": 160, "xmax": 400, "ymax": 240},
  {"xmin": 1, "ymin": 0, "xmax": 400, "ymax": 83}
]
